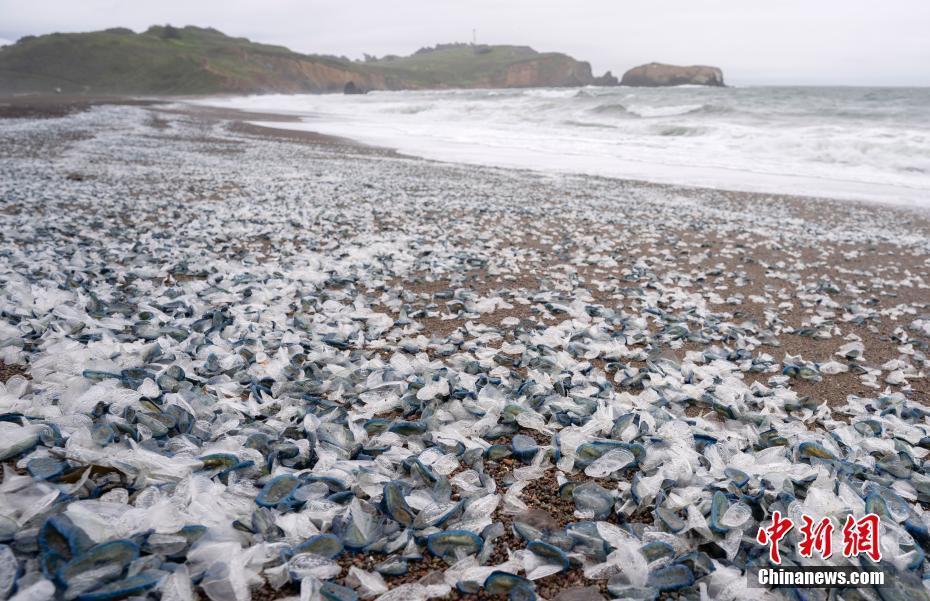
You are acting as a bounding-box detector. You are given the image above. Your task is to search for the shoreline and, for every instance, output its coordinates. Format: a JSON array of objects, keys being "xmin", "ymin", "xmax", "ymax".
[
  {"xmin": 2, "ymin": 97, "xmax": 927, "ymax": 404},
  {"xmin": 157, "ymin": 103, "xmax": 404, "ymax": 158},
  {"xmin": 183, "ymin": 90, "xmax": 930, "ymax": 210},
  {"xmin": 181, "ymin": 98, "xmax": 930, "ymax": 219},
  {"xmin": 1, "ymin": 96, "xmax": 929, "ymax": 601},
  {"xmin": 4, "ymin": 93, "xmax": 928, "ymax": 216},
  {"xmin": 0, "ymin": 93, "xmax": 164, "ymax": 119}
]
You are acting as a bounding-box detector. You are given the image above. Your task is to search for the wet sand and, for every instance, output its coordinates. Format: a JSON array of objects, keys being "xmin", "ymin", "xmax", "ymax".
[{"xmin": 0, "ymin": 94, "xmax": 163, "ymax": 119}]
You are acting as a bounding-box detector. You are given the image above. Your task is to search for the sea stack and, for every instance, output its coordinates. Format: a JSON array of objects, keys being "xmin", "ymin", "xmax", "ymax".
[
  {"xmin": 343, "ymin": 81, "xmax": 366, "ymax": 95},
  {"xmin": 620, "ymin": 63, "xmax": 725, "ymax": 87}
]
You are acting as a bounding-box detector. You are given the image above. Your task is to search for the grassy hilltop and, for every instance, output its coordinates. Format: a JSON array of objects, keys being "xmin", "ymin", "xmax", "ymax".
[
  {"xmin": 0, "ymin": 26, "xmax": 616, "ymax": 95},
  {"xmin": 361, "ymin": 43, "xmax": 606, "ymax": 88},
  {"xmin": 0, "ymin": 26, "xmax": 371, "ymax": 94}
]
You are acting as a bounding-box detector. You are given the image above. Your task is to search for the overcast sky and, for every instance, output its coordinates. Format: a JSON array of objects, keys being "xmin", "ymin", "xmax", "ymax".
[{"xmin": 1, "ymin": 0, "xmax": 928, "ymax": 86}]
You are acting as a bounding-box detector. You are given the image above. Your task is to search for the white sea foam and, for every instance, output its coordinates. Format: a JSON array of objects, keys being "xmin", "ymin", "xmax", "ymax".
[{"xmin": 193, "ymin": 86, "xmax": 930, "ymax": 205}]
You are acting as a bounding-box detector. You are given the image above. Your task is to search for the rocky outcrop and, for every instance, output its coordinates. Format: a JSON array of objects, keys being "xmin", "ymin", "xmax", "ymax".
[
  {"xmin": 343, "ymin": 81, "xmax": 365, "ymax": 94},
  {"xmin": 592, "ymin": 71, "xmax": 619, "ymax": 86},
  {"xmin": 233, "ymin": 56, "xmax": 389, "ymax": 93},
  {"xmin": 620, "ymin": 63, "xmax": 724, "ymax": 87},
  {"xmin": 485, "ymin": 56, "xmax": 599, "ymax": 88},
  {"xmin": 481, "ymin": 57, "xmax": 620, "ymax": 88}
]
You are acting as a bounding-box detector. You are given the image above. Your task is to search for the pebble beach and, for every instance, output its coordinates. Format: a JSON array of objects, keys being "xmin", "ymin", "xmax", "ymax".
[{"xmin": 1, "ymin": 99, "xmax": 929, "ymax": 601}]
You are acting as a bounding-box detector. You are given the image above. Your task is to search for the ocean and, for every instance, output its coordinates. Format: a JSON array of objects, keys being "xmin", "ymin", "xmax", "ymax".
[{"xmin": 196, "ymin": 86, "xmax": 930, "ymax": 205}]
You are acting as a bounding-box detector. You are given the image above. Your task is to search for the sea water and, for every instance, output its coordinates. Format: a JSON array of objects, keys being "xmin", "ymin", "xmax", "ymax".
[{"xmin": 196, "ymin": 86, "xmax": 930, "ymax": 205}]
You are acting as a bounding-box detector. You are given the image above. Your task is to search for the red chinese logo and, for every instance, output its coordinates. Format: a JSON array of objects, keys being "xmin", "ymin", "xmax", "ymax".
[
  {"xmin": 756, "ymin": 513, "xmax": 881, "ymax": 564},
  {"xmin": 798, "ymin": 515, "xmax": 834, "ymax": 559},
  {"xmin": 842, "ymin": 514, "xmax": 882, "ymax": 562},
  {"xmin": 756, "ymin": 510, "xmax": 794, "ymax": 564}
]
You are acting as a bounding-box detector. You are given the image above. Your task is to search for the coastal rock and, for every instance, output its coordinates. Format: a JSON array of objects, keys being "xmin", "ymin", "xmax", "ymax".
[
  {"xmin": 343, "ymin": 81, "xmax": 366, "ymax": 95},
  {"xmin": 487, "ymin": 56, "xmax": 607, "ymax": 88},
  {"xmin": 592, "ymin": 70, "xmax": 619, "ymax": 86},
  {"xmin": 620, "ymin": 63, "xmax": 724, "ymax": 87}
]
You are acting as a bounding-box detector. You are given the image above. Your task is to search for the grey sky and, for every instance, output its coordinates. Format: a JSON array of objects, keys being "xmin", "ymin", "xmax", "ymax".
[{"xmin": 1, "ymin": 0, "xmax": 928, "ymax": 85}]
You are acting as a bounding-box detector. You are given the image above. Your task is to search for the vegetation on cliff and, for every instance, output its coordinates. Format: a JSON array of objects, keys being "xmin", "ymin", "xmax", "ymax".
[
  {"xmin": 360, "ymin": 43, "xmax": 612, "ymax": 88},
  {"xmin": 0, "ymin": 26, "xmax": 616, "ymax": 95}
]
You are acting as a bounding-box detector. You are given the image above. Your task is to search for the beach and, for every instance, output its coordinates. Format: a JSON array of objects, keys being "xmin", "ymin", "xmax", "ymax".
[
  {"xmin": 1, "ymin": 98, "xmax": 929, "ymax": 601},
  {"xmin": 196, "ymin": 87, "xmax": 930, "ymax": 206}
]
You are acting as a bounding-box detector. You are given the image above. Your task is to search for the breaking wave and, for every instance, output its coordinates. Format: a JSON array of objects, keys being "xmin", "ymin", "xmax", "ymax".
[
  {"xmin": 588, "ymin": 103, "xmax": 631, "ymax": 115},
  {"xmin": 196, "ymin": 85, "xmax": 930, "ymax": 206},
  {"xmin": 657, "ymin": 125, "xmax": 706, "ymax": 137}
]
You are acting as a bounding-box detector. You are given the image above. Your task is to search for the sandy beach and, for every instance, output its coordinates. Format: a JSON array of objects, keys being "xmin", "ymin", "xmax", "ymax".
[{"xmin": 1, "ymin": 98, "xmax": 929, "ymax": 601}]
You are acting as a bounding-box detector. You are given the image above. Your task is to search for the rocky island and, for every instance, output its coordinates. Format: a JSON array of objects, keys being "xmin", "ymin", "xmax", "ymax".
[{"xmin": 620, "ymin": 62, "xmax": 725, "ymax": 87}]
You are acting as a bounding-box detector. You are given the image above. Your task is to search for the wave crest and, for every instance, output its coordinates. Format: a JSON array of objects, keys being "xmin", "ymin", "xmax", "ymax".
[
  {"xmin": 589, "ymin": 102, "xmax": 732, "ymax": 118},
  {"xmin": 588, "ymin": 103, "xmax": 630, "ymax": 115}
]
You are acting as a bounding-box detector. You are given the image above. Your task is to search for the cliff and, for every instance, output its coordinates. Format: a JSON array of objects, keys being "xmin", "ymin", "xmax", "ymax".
[
  {"xmin": 0, "ymin": 28, "xmax": 618, "ymax": 95},
  {"xmin": 360, "ymin": 43, "xmax": 616, "ymax": 89},
  {"xmin": 620, "ymin": 63, "xmax": 725, "ymax": 87},
  {"xmin": 0, "ymin": 26, "xmax": 383, "ymax": 95},
  {"xmin": 486, "ymin": 56, "xmax": 616, "ymax": 88}
]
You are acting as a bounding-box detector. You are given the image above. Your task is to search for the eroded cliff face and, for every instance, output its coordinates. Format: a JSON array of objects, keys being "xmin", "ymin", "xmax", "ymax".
[
  {"xmin": 250, "ymin": 54, "xmax": 613, "ymax": 92},
  {"xmin": 203, "ymin": 54, "xmax": 392, "ymax": 93},
  {"xmin": 620, "ymin": 63, "xmax": 725, "ymax": 87},
  {"xmin": 217, "ymin": 53, "xmax": 615, "ymax": 93},
  {"xmin": 487, "ymin": 56, "xmax": 596, "ymax": 88},
  {"xmin": 272, "ymin": 59, "xmax": 390, "ymax": 92}
]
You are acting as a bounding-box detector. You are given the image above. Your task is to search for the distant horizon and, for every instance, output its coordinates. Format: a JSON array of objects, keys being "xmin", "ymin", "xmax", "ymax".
[{"xmin": 0, "ymin": 0, "xmax": 928, "ymax": 87}]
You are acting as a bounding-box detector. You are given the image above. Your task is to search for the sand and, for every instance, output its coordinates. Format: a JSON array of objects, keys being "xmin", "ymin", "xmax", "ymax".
[{"xmin": 1, "ymin": 96, "xmax": 928, "ymax": 600}]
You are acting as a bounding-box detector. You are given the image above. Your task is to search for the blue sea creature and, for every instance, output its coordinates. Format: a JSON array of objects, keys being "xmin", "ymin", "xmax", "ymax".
[
  {"xmin": 0, "ymin": 545, "xmax": 17, "ymax": 599},
  {"xmin": 255, "ymin": 474, "xmax": 301, "ymax": 509},
  {"xmin": 798, "ymin": 442, "xmax": 836, "ymax": 461},
  {"xmin": 381, "ymin": 481, "xmax": 416, "ymax": 526},
  {"xmin": 641, "ymin": 541, "xmax": 675, "ymax": 562},
  {"xmin": 572, "ymin": 482, "xmax": 615, "ymax": 520},
  {"xmin": 56, "ymin": 540, "xmax": 139, "ymax": 587},
  {"xmin": 484, "ymin": 571, "xmax": 534, "ymax": 595},
  {"xmin": 389, "ymin": 420, "xmax": 427, "ymax": 435},
  {"xmin": 38, "ymin": 516, "xmax": 92, "ymax": 560},
  {"xmin": 294, "ymin": 534, "xmax": 343, "ymax": 559},
  {"xmin": 374, "ymin": 558, "xmax": 407, "ymax": 576},
  {"xmin": 426, "ymin": 530, "xmax": 483, "ymax": 559},
  {"xmin": 527, "ymin": 540, "xmax": 569, "ymax": 571},
  {"xmin": 647, "ymin": 564, "xmax": 694, "ymax": 592},
  {"xmin": 511, "ymin": 434, "xmax": 539, "ymax": 461},
  {"xmin": 709, "ymin": 491, "xmax": 731, "ymax": 534},
  {"xmin": 76, "ymin": 571, "xmax": 162, "ymax": 601},
  {"xmin": 412, "ymin": 500, "xmax": 462, "ymax": 529},
  {"xmin": 27, "ymin": 456, "xmax": 67, "ymax": 481},
  {"xmin": 321, "ymin": 582, "xmax": 358, "ymax": 601},
  {"xmin": 655, "ymin": 506, "xmax": 685, "ymax": 533}
]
